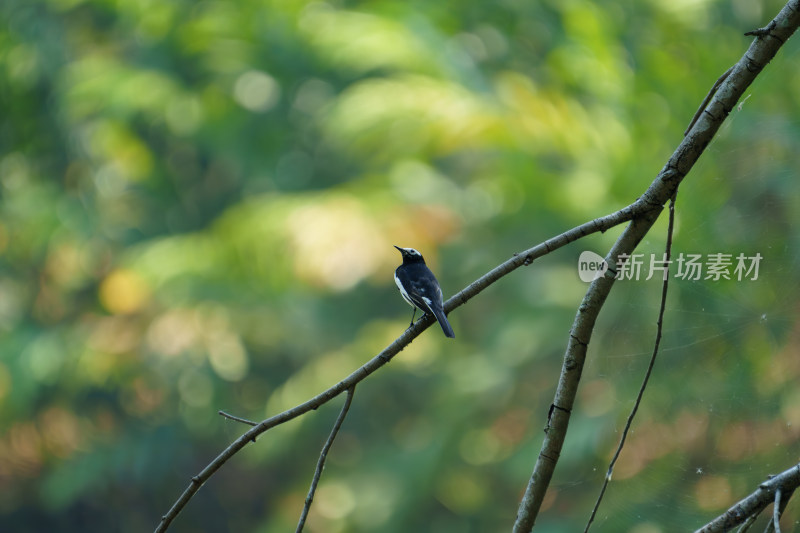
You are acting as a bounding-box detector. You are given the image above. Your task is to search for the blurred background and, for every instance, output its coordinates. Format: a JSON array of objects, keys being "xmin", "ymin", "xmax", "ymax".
[{"xmin": 2, "ymin": 0, "xmax": 800, "ymax": 531}]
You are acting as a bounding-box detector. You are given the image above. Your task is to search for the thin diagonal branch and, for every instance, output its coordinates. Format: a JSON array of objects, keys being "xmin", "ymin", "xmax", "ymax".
[
  {"xmin": 583, "ymin": 193, "xmax": 677, "ymax": 533},
  {"xmin": 154, "ymin": 188, "xmax": 645, "ymax": 533},
  {"xmin": 296, "ymin": 386, "xmax": 356, "ymax": 533},
  {"xmin": 512, "ymin": 2, "xmax": 800, "ymax": 531}
]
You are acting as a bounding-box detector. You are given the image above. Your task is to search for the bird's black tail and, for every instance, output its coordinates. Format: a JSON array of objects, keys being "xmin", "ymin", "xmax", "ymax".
[{"xmin": 430, "ymin": 306, "xmax": 455, "ymax": 338}]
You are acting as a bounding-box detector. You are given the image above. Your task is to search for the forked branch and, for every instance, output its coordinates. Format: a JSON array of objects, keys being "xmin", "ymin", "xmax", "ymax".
[
  {"xmin": 694, "ymin": 464, "xmax": 800, "ymax": 533},
  {"xmin": 512, "ymin": 1, "xmax": 800, "ymax": 531}
]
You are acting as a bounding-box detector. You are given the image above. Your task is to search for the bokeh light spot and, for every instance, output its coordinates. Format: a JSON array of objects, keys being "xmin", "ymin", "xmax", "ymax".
[
  {"xmin": 694, "ymin": 475, "xmax": 732, "ymax": 511},
  {"xmin": 99, "ymin": 269, "xmax": 151, "ymax": 314},
  {"xmin": 315, "ymin": 481, "xmax": 356, "ymax": 519},
  {"xmin": 207, "ymin": 333, "xmax": 248, "ymax": 382},
  {"xmin": 233, "ymin": 70, "xmax": 280, "ymax": 112}
]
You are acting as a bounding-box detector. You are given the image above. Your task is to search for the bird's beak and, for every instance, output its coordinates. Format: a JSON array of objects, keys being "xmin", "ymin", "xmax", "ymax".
[{"xmin": 394, "ymin": 245, "xmax": 404, "ymax": 253}]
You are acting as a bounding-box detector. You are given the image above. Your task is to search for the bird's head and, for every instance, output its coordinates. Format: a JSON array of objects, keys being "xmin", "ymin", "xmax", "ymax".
[{"xmin": 394, "ymin": 246, "xmax": 425, "ymax": 263}]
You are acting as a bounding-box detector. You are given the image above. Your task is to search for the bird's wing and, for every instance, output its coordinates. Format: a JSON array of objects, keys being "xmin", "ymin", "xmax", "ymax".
[
  {"xmin": 409, "ymin": 275, "xmax": 444, "ymax": 312},
  {"xmin": 394, "ymin": 271, "xmax": 417, "ymax": 308}
]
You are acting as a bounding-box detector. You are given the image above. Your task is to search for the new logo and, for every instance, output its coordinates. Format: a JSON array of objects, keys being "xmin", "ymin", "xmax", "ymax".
[{"xmin": 578, "ymin": 251, "xmax": 608, "ymax": 282}]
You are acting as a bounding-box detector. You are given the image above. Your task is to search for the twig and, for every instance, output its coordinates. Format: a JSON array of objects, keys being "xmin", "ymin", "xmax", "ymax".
[
  {"xmin": 218, "ymin": 410, "xmax": 257, "ymax": 426},
  {"xmin": 763, "ymin": 484, "xmax": 794, "ymax": 533},
  {"xmin": 770, "ymin": 488, "xmax": 782, "ymax": 533},
  {"xmin": 776, "ymin": 486, "xmax": 794, "ymax": 525},
  {"xmin": 745, "ymin": 20, "xmax": 778, "ymax": 38},
  {"xmin": 296, "ymin": 386, "xmax": 356, "ymax": 533},
  {"xmin": 686, "ymin": 5, "xmax": 788, "ymax": 137},
  {"xmin": 737, "ymin": 514, "xmax": 758, "ymax": 532},
  {"xmin": 695, "ymin": 465, "xmax": 800, "ymax": 533},
  {"xmin": 684, "ymin": 67, "xmax": 733, "ymax": 136},
  {"xmin": 513, "ymin": 2, "xmax": 800, "ymax": 530},
  {"xmin": 583, "ymin": 193, "xmax": 677, "ymax": 533}
]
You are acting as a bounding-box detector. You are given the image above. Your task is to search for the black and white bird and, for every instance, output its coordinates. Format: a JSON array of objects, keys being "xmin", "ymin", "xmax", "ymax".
[{"xmin": 393, "ymin": 246, "xmax": 455, "ymax": 338}]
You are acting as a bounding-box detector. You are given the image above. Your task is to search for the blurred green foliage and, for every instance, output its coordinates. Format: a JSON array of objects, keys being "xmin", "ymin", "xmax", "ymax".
[{"xmin": 2, "ymin": 0, "xmax": 800, "ymax": 531}]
